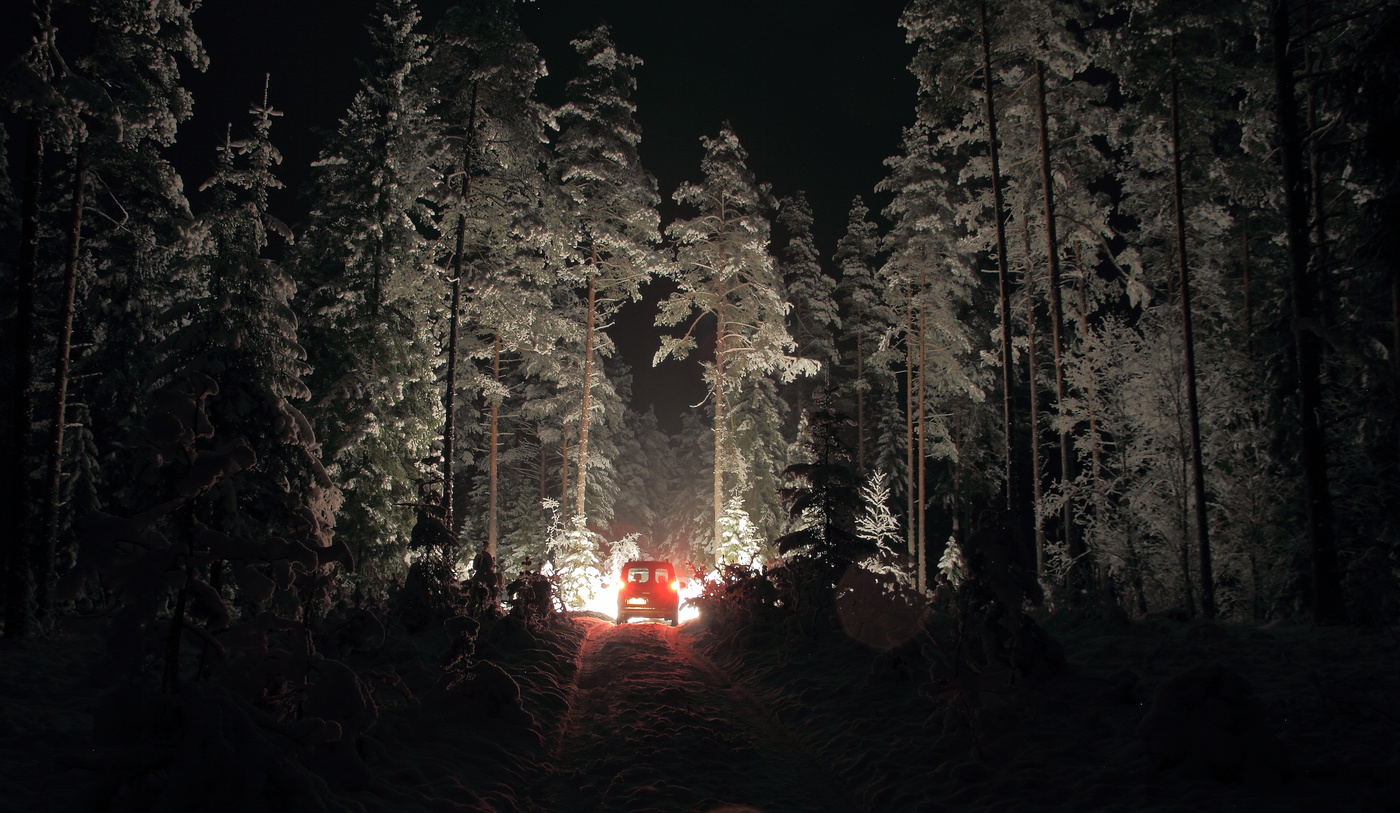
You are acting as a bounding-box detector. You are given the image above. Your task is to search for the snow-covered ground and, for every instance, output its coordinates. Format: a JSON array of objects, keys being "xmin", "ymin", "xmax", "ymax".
[
  {"xmin": 2, "ymin": 608, "xmax": 1397, "ymax": 811},
  {"xmin": 523, "ymin": 617, "xmax": 859, "ymax": 812}
]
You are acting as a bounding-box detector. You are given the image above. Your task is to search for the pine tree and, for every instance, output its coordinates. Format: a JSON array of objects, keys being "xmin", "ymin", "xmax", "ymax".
[
  {"xmin": 776, "ymin": 191, "xmax": 841, "ymax": 417},
  {"xmin": 877, "ymin": 122, "xmax": 982, "ymax": 590},
  {"xmin": 427, "ymin": 0, "xmax": 551, "ymax": 556},
  {"xmin": 832, "ymin": 196, "xmax": 891, "ymax": 478},
  {"xmin": 656, "ymin": 125, "xmax": 818, "ymax": 561},
  {"xmin": 553, "ymin": 24, "xmax": 666, "ymax": 526}
]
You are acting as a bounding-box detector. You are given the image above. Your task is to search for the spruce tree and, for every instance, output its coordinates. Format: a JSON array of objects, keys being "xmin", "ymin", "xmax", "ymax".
[
  {"xmin": 656, "ymin": 125, "xmax": 817, "ymax": 562},
  {"xmin": 553, "ymin": 24, "xmax": 666, "ymax": 526},
  {"xmin": 296, "ymin": 0, "xmax": 439, "ymax": 582}
]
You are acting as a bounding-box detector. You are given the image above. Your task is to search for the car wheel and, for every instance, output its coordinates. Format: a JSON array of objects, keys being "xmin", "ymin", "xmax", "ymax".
[
  {"xmin": 615, "ymin": 612, "xmax": 626, "ymax": 625},
  {"xmin": 669, "ymin": 615, "xmax": 678, "ymax": 627}
]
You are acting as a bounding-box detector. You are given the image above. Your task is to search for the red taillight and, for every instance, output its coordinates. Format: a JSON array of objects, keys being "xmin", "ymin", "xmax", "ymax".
[
  {"xmin": 615, "ymin": 580, "xmax": 626, "ymax": 592},
  {"xmin": 670, "ymin": 580, "xmax": 680, "ymax": 592}
]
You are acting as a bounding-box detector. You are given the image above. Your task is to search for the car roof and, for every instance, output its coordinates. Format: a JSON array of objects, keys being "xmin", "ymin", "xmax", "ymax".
[{"xmin": 622, "ymin": 560, "xmax": 674, "ymax": 569}]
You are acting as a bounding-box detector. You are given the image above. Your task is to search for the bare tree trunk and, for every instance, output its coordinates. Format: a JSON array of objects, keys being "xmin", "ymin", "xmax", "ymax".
[
  {"xmin": 713, "ymin": 275, "xmax": 727, "ymax": 563},
  {"xmin": 1170, "ymin": 54, "xmax": 1216, "ymax": 619},
  {"xmin": 488, "ymin": 333, "xmax": 500, "ymax": 559},
  {"xmin": 1077, "ymin": 260, "xmax": 1102, "ymax": 532},
  {"xmin": 917, "ymin": 272, "xmax": 928, "ymax": 593},
  {"xmin": 905, "ymin": 288, "xmax": 917, "ymax": 559},
  {"xmin": 1272, "ymin": 0, "xmax": 1344, "ymax": 624},
  {"xmin": 442, "ymin": 82, "xmax": 480, "ymax": 537},
  {"xmin": 1036, "ymin": 61, "xmax": 1078, "ymax": 586},
  {"xmin": 1022, "ymin": 221, "xmax": 1045, "ymax": 576},
  {"xmin": 980, "ymin": 0, "xmax": 1020, "ymax": 535},
  {"xmin": 443, "ymin": 225, "xmax": 463, "ymax": 534},
  {"xmin": 575, "ymin": 268, "xmax": 597, "ymax": 520},
  {"xmin": 37, "ymin": 147, "xmax": 87, "ymax": 625}
]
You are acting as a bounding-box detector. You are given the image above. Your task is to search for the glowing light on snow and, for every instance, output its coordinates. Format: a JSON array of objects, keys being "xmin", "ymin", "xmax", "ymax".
[
  {"xmin": 578, "ymin": 568, "xmax": 703, "ymax": 624},
  {"xmin": 678, "ymin": 578, "xmax": 702, "ymax": 623}
]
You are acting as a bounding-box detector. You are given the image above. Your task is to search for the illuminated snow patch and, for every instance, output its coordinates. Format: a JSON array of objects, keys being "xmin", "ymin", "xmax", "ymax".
[{"xmin": 577, "ymin": 569, "xmax": 703, "ymax": 624}]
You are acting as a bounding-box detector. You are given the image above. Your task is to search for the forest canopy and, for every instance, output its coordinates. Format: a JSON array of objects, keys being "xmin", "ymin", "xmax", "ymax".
[{"xmin": 2, "ymin": 0, "xmax": 1399, "ymax": 647}]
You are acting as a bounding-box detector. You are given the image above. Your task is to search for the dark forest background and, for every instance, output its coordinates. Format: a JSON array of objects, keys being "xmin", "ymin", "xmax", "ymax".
[{"xmin": 3, "ymin": 0, "xmax": 1399, "ymax": 650}]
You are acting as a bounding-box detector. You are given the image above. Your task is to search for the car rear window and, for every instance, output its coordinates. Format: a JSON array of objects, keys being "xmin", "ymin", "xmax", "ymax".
[
  {"xmin": 654, "ymin": 568, "xmax": 670, "ymax": 582},
  {"xmin": 627, "ymin": 567, "xmax": 650, "ymax": 583}
]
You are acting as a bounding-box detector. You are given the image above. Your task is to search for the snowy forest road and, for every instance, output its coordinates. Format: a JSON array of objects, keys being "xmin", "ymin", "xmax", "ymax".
[{"xmin": 523, "ymin": 617, "xmax": 859, "ymax": 813}]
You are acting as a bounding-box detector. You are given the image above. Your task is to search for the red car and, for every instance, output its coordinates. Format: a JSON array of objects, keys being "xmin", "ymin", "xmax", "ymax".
[{"xmin": 615, "ymin": 560, "xmax": 681, "ymax": 626}]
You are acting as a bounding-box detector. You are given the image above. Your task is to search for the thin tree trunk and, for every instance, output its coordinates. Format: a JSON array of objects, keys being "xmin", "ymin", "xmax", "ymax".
[
  {"xmin": 37, "ymin": 147, "xmax": 87, "ymax": 625},
  {"xmin": 917, "ymin": 272, "xmax": 928, "ymax": 594},
  {"xmin": 905, "ymin": 287, "xmax": 917, "ymax": 559},
  {"xmin": 980, "ymin": 0, "xmax": 1019, "ymax": 531},
  {"xmin": 1170, "ymin": 54, "xmax": 1215, "ymax": 619},
  {"xmin": 488, "ymin": 333, "xmax": 500, "ymax": 559},
  {"xmin": 575, "ymin": 267, "xmax": 597, "ymax": 521},
  {"xmin": 1272, "ymin": 0, "xmax": 1343, "ymax": 624},
  {"xmin": 1036, "ymin": 61, "xmax": 1077, "ymax": 586},
  {"xmin": 713, "ymin": 266, "xmax": 728, "ymax": 563},
  {"xmin": 5, "ymin": 121, "xmax": 43, "ymax": 640},
  {"xmin": 443, "ymin": 83, "xmax": 479, "ymax": 537},
  {"xmin": 856, "ymin": 335, "xmax": 865, "ymax": 477},
  {"xmin": 1022, "ymin": 222, "xmax": 1045, "ymax": 576},
  {"xmin": 444, "ymin": 223, "xmax": 463, "ymax": 534},
  {"xmin": 1077, "ymin": 257, "xmax": 1103, "ymax": 543}
]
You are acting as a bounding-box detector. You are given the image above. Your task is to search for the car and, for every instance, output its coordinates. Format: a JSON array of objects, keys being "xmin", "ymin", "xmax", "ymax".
[{"xmin": 615, "ymin": 560, "xmax": 681, "ymax": 626}]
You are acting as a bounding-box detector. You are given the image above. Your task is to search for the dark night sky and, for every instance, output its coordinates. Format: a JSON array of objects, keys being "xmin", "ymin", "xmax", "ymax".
[{"xmin": 6, "ymin": 0, "xmax": 915, "ymax": 428}]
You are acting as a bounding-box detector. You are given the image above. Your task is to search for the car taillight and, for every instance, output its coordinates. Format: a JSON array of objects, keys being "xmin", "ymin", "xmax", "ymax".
[
  {"xmin": 670, "ymin": 579, "xmax": 680, "ymax": 592},
  {"xmin": 615, "ymin": 580, "xmax": 626, "ymax": 592}
]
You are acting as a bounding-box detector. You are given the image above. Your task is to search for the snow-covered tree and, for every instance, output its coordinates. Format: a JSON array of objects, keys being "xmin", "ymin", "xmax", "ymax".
[
  {"xmin": 656, "ymin": 125, "xmax": 818, "ymax": 562},
  {"xmin": 426, "ymin": 0, "xmax": 552, "ymax": 557},
  {"xmin": 832, "ymin": 196, "xmax": 893, "ymax": 477},
  {"xmin": 159, "ymin": 85, "xmax": 343, "ymax": 587},
  {"xmin": 776, "ymin": 191, "xmax": 840, "ymax": 417},
  {"xmin": 553, "ymin": 24, "xmax": 667, "ymax": 526},
  {"xmin": 296, "ymin": 0, "xmax": 440, "ymax": 582}
]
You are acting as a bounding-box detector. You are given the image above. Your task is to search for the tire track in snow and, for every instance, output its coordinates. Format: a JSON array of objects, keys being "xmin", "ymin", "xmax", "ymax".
[{"xmin": 525, "ymin": 617, "xmax": 860, "ymax": 813}]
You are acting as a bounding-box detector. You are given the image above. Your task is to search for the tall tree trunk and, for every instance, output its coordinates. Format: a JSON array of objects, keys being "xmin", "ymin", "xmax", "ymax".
[
  {"xmin": 488, "ymin": 333, "xmax": 500, "ymax": 559},
  {"xmin": 37, "ymin": 147, "xmax": 87, "ymax": 625},
  {"xmin": 575, "ymin": 267, "xmax": 597, "ymax": 520},
  {"xmin": 443, "ymin": 84, "xmax": 480, "ymax": 537},
  {"xmin": 4, "ymin": 121, "xmax": 43, "ymax": 640},
  {"xmin": 980, "ymin": 0, "xmax": 1020, "ymax": 536},
  {"xmin": 1022, "ymin": 221, "xmax": 1045, "ymax": 576},
  {"xmin": 1170, "ymin": 55, "xmax": 1216, "ymax": 619},
  {"xmin": 855, "ymin": 334, "xmax": 865, "ymax": 477},
  {"xmin": 1272, "ymin": 0, "xmax": 1344, "ymax": 624},
  {"xmin": 713, "ymin": 307, "xmax": 726, "ymax": 564},
  {"xmin": 916, "ymin": 272, "xmax": 928, "ymax": 593},
  {"xmin": 905, "ymin": 287, "xmax": 917, "ymax": 559},
  {"xmin": 1036, "ymin": 61, "xmax": 1078, "ymax": 588},
  {"xmin": 1077, "ymin": 257, "xmax": 1103, "ymax": 545},
  {"xmin": 443, "ymin": 223, "xmax": 463, "ymax": 534}
]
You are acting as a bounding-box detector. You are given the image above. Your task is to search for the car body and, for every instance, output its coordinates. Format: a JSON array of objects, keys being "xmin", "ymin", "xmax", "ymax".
[{"xmin": 615, "ymin": 560, "xmax": 681, "ymax": 626}]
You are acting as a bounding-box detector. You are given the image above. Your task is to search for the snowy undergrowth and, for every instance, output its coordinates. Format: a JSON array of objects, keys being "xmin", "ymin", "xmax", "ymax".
[
  {"xmin": 695, "ymin": 606, "xmax": 1400, "ymax": 812},
  {"xmin": 0, "ymin": 606, "xmax": 589, "ymax": 813}
]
